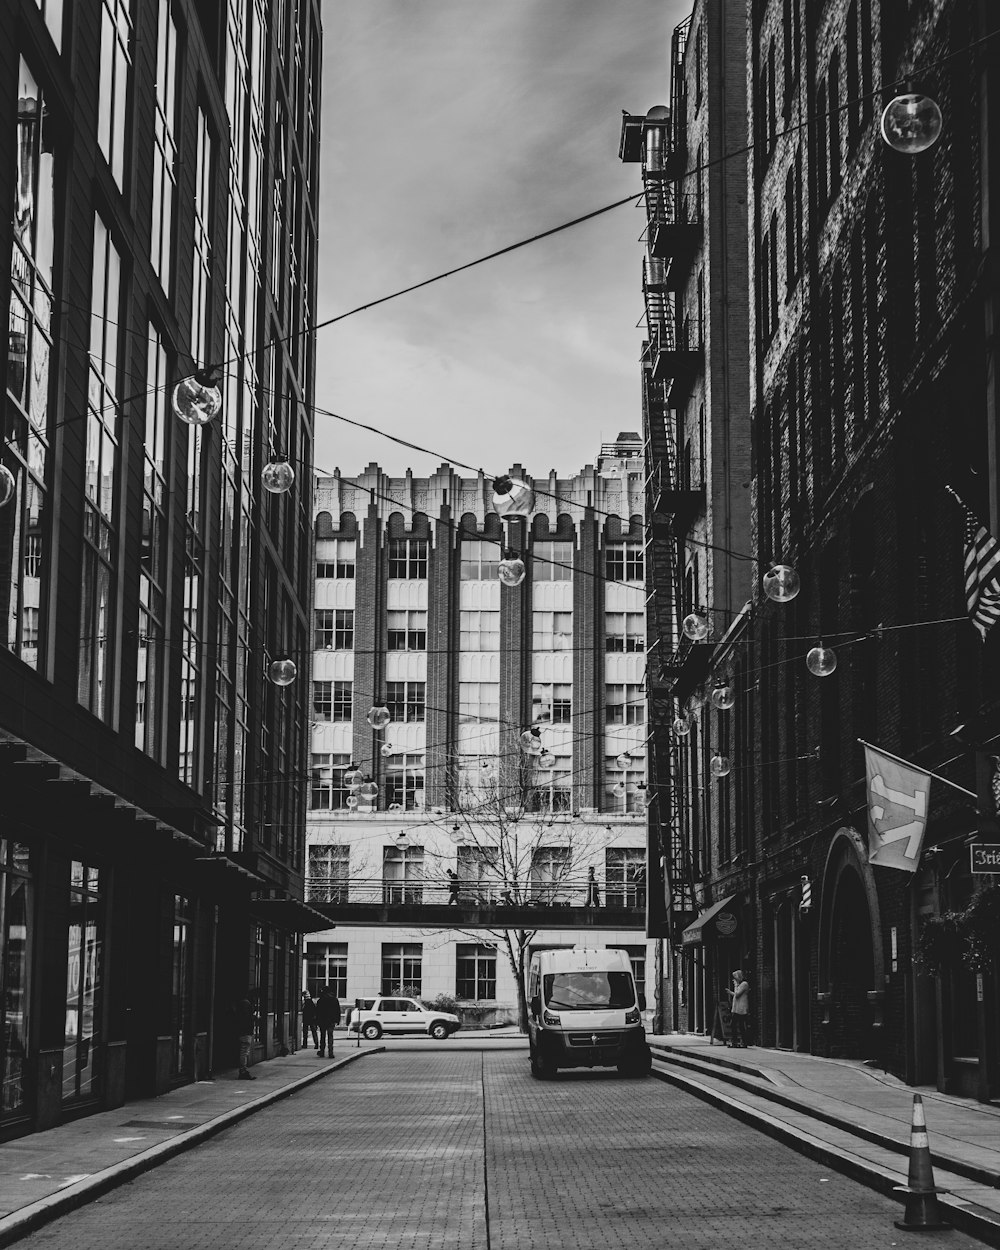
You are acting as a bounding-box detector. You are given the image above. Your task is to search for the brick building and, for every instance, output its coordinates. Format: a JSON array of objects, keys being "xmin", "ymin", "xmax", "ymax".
[
  {"xmin": 304, "ymin": 440, "xmax": 657, "ymax": 1022},
  {"xmin": 619, "ymin": 0, "xmax": 753, "ymax": 1033},
  {"xmin": 0, "ymin": 0, "xmax": 323, "ymax": 1139}
]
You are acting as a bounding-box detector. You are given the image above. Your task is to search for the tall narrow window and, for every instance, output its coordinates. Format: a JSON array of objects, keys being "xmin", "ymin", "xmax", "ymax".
[
  {"xmin": 151, "ymin": 0, "xmax": 178, "ymax": 288},
  {"xmin": 0, "ymin": 842, "xmax": 32, "ymax": 1119},
  {"xmin": 137, "ymin": 331, "xmax": 169, "ymax": 758},
  {"xmin": 5, "ymin": 62, "xmax": 55, "ymax": 670},
  {"xmin": 307, "ymin": 845, "xmax": 349, "ymax": 903},
  {"xmin": 532, "ymin": 540, "xmax": 573, "ymax": 581},
  {"xmin": 191, "ymin": 110, "xmax": 213, "ymax": 360},
  {"xmin": 63, "ymin": 861, "xmax": 103, "ymax": 1102},
  {"xmin": 170, "ymin": 895, "xmax": 193, "ymax": 1077},
  {"xmin": 97, "ymin": 0, "xmax": 132, "ymax": 188}
]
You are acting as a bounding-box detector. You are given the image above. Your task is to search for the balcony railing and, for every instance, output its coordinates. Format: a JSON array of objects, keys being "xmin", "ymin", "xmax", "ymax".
[
  {"xmin": 306, "ymin": 876, "xmax": 647, "ymax": 909},
  {"xmin": 643, "ymin": 313, "xmax": 704, "ymax": 405}
]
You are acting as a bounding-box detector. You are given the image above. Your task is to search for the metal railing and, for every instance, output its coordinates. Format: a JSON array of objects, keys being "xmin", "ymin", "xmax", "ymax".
[{"xmin": 305, "ymin": 876, "xmax": 647, "ymax": 909}]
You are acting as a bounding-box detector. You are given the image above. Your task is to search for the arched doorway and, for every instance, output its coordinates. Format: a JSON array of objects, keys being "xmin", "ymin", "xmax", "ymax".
[{"xmin": 817, "ymin": 828, "xmax": 884, "ymax": 1061}]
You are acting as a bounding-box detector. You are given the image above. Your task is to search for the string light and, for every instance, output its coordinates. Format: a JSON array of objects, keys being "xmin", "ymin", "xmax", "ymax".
[
  {"xmin": 519, "ymin": 727, "xmax": 543, "ymax": 756},
  {"xmin": 267, "ymin": 658, "xmax": 297, "ymax": 686},
  {"xmin": 492, "ymin": 475, "xmax": 535, "ymax": 519},
  {"xmin": 171, "ymin": 370, "xmax": 222, "ymax": 426},
  {"xmin": 681, "ymin": 612, "xmax": 709, "ymax": 641},
  {"xmin": 710, "ymin": 754, "xmax": 732, "ymax": 779},
  {"xmin": 711, "ymin": 684, "xmax": 735, "ymax": 710},
  {"xmin": 497, "ymin": 550, "xmax": 527, "ymax": 587},
  {"xmin": 380, "ymin": 742, "xmax": 394, "ymax": 758},
  {"xmin": 806, "ymin": 643, "xmax": 837, "ymax": 677},
  {"xmin": 366, "ymin": 703, "xmax": 391, "ymax": 730},
  {"xmin": 762, "ymin": 564, "xmax": 801, "ymax": 603},
  {"xmin": 261, "ymin": 459, "xmax": 295, "ymax": 494},
  {"xmin": 880, "ymin": 93, "xmax": 943, "ymax": 154},
  {"xmin": 0, "ymin": 464, "xmax": 15, "ymax": 508}
]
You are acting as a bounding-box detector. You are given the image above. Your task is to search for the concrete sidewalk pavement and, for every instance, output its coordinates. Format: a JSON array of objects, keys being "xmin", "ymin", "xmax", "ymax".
[
  {"xmin": 0, "ymin": 1044, "xmax": 382, "ymax": 1248},
  {"xmin": 650, "ymin": 1033, "xmax": 1000, "ymax": 1245}
]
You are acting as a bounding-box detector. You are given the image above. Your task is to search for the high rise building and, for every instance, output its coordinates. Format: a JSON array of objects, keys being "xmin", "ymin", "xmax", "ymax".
[
  {"xmin": 0, "ymin": 0, "xmax": 322, "ymax": 1138},
  {"xmin": 304, "ymin": 439, "xmax": 657, "ymax": 1021},
  {"xmin": 619, "ymin": 0, "xmax": 752, "ymax": 1032}
]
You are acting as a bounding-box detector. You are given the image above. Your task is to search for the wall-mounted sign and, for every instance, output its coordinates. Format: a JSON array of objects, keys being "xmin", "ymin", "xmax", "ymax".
[
  {"xmin": 970, "ymin": 843, "xmax": 1000, "ymax": 873},
  {"xmin": 715, "ymin": 911, "xmax": 737, "ymax": 936}
]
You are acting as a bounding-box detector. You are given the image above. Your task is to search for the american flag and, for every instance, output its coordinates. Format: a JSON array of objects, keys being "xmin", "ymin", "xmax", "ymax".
[{"xmin": 960, "ymin": 503, "xmax": 1000, "ymax": 639}]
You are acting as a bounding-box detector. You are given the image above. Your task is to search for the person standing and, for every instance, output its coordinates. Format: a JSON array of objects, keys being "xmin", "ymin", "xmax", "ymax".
[
  {"xmin": 315, "ymin": 985, "xmax": 341, "ymax": 1057},
  {"xmin": 446, "ymin": 868, "xmax": 461, "ymax": 905},
  {"xmin": 727, "ymin": 970, "xmax": 751, "ymax": 1047},
  {"xmin": 302, "ymin": 990, "xmax": 318, "ymax": 1050},
  {"xmin": 236, "ymin": 994, "xmax": 257, "ymax": 1079},
  {"xmin": 585, "ymin": 866, "xmax": 600, "ymax": 907}
]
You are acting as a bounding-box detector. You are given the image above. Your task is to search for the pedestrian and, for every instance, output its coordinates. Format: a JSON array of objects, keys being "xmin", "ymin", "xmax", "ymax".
[
  {"xmin": 302, "ymin": 990, "xmax": 318, "ymax": 1049},
  {"xmin": 585, "ymin": 866, "xmax": 600, "ymax": 907},
  {"xmin": 633, "ymin": 864, "xmax": 646, "ymax": 910},
  {"xmin": 447, "ymin": 868, "xmax": 461, "ymax": 905},
  {"xmin": 727, "ymin": 969, "xmax": 751, "ymax": 1047},
  {"xmin": 236, "ymin": 993, "xmax": 257, "ymax": 1079},
  {"xmin": 315, "ymin": 984, "xmax": 341, "ymax": 1057}
]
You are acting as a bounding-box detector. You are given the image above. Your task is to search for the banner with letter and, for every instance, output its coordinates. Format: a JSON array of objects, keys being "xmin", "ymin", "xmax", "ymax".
[{"xmin": 864, "ymin": 744, "xmax": 932, "ymax": 873}]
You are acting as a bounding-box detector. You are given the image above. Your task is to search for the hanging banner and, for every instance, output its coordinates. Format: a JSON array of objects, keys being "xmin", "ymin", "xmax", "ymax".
[{"xmin": 864, "ymin": 745, "xmax": 932, "ymax": 873}]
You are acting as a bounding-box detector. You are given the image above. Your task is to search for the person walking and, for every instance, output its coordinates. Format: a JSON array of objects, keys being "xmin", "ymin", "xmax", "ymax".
[
  {"xmin": 585, "ymin": 866, "xmax": 600, "ymax": 907},
  {"xmin": 315, "ymin": 985, "xmax": 341, "ymax": 1058},
  {"xmin": 301, "ymin": 990, "xmax": 318, "ymax": 1050},
  {"xmin": 446, "ymin": 868, "xmax": 461, "ymax": 905},
  {"xmin": 236, "ymin": 993, "xmax": 257, "ymax": 1079},
  {"xmin": 727, "ymin": 970, "xmax": 751, "ymax": 1047}
]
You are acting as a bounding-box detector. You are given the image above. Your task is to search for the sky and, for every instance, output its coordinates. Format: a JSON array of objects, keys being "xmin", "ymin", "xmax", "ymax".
[{"xmin": 314, "ymin": 0, "xmax": 688, "ymax": 484}]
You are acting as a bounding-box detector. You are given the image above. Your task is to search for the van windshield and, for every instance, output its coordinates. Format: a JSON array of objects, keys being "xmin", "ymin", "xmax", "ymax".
[{"xmin": 543, "ymin": 971, "xmax": 634, "ymax": 1010}]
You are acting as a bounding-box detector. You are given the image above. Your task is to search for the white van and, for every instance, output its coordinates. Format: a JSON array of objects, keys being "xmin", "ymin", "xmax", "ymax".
[{"xmin": 527, "ymin": 947, "xmax": 651, "ymax": 1079}]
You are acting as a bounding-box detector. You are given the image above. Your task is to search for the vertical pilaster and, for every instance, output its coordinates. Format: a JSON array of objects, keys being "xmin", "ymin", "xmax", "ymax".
[{"xmin": 425, "ymin": 507, "xmax": 454, "ymax": 806}]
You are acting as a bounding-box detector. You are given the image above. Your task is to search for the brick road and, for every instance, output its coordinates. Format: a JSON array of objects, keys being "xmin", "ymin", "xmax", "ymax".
[{"xmin": 16, "ymin": 1050, "xmax": 977, "ymax": 1249}]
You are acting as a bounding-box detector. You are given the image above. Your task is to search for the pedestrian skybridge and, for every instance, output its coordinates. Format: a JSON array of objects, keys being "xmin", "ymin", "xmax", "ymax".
[{"xmin": 306, "ymin": 878, "xmax": 647, "ymax": 931}]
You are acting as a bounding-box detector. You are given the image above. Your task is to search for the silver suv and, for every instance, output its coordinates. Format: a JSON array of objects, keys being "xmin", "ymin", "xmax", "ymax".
[{"xmin": 347, "ymin": 996, "xmax": 461, "ymax": 1040}]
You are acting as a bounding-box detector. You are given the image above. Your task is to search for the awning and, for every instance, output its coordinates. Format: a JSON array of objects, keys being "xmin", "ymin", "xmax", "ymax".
[
  {"xmin": 249, "ymin": 897, "xmax": 334, "ymax": 933},
  {"xmin": 681, "ymin": 895, "xmax": 738, "ymax": 947}
]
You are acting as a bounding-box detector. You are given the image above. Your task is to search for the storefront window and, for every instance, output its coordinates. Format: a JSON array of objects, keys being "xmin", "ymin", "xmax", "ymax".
[
  {"xmin": 63, "ymin": 860, "xmax": 103, "ymax": 1102},
  {"xmin": 1, "ymin": 840, "xmax": 32, "ymax": 1119},
  {"xmin": 171, "ymin": 895, "xmax": 193, "ymax": 1077}
]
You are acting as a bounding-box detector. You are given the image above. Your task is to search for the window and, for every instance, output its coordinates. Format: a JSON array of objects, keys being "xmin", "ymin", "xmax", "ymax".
[
  {"xmin": 0, "ymin": 840, "xmax": 33, "ymax": 1115},
  {"xmin": 459, "ymin": 610, "xmax": 499, "ymax": 650},
  {"xmin": 310, "ymin": 752, "xmax": 350, "ymax": 809},
  {"xmin": 191, "ymin": 109, "xmax": 213, "ymax": 361},
  {"xmin": 460, "ymin": 540, "xmax": 500, "ymax": 581},
  {"xmin": 170, "ymin": 894, "xmax": 193, "ymax": 1078},
  {"xmin": 606, "ymin": 684, "xmax": 645, "ymax": 725},
  {"xmin": 306, "ymin": 942, "xmax": 347, "ymax": 999},
  {"xmin": 456, "ymin": 945, "xmax": 497, "ymax": 1000},
  {"xmin": 381, "ymin": 943, "xmax": 422, "ymax": 996},
  {"xmin": 387, "ymin": 610, "xmax": 427, "ymax": 651},
  {"xmin": 97, "ymin": 0, "xmax": 133, "ymax": 188},
  {"xmin": 532, "ymin": 611, "xmax": 573, "ymax": 651},
  {"xmin": 604, "ymin": 755, "xmax": 644, "ymax": 812},
  {"xmin": 605, "ymin": 546, "xmax": 643, "ymax": 583},
  {"xmin": 386, "ymin": 681, "xmax": 425, "ymax": 722},
  {"xmin": 605, "ymin": 850, "xmax": 647, "ymax": 907},
  {"xmin": 63, "ymin": 861, "xmax": 103, "ymax": 1102},
  {"xmin": 388, "ymin": 538, "xmax": 427, "ymax": 578},
  {"xmin": 459, "ymin": 683, "xmax": 500, "ymax": 723},
  {"xmin": 528, "ymin": 757, "xmax": 572, "ymax": 814},
  {"xmin": 605, "ymin": 612, "xmax": 644, "ymax": 652},
  {"xmin": 532, "ymin": 540, "xmax": 573, "ymax": 581},
  {"xmin": 312, "ymin": 680, "xmax": 352, "ymax": 722},
  {"xmin": 314, "ymin": 608, "xmax": 353, "ymax": 649},
  {"xmin": 151, "ymin": 0, "xmax": 178, "ymax": 288},
  {"xmin": 530, "ymin": 846, "xmax": 572, "ymax": 902},
  {"xmin": 456, "ymin": 846, "xmax": 500, "ymax": 902},
  {"xmin": 385, "ymin": 753, "xmax": 425, "ymax": 810},
  {"xmin": 382, "ymin": 845, "xmax": 424, "ymax": 904},
  {"xmin": 316, "ymin": 540, "xmax": 355, "ymax": 578},
  {"xmin": 532, "ymin": 683, "xmax": 571, "ymax": 724},
  {"xmin": 611, "ymin": 945, "xmax": 647, "ymax": 1003},
  {"xmin": 307, "ymin": 844, "xmax": 349, "ymax": 903}
]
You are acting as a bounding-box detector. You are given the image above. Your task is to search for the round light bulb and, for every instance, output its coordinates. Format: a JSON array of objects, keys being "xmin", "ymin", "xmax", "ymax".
[
  {"xmin": 498, "ymin": 553, "xmax": 526, "ymax": 586},
  {"xmin": 0, "ymin": 464, "xmax": 16, "ymax": 508},
  {"xmin": 359, "ymin": 779, "xmax": 378, "ymax": 800},
  {"xmin": 346, "ymin": 794, "xmax": 358, "ymax": 809},
  {"xmin": 763, "ymin": 563, "xmax": 801, "ymax": 602},
  {"xmin": 481, "ymin": 760, "xmax": 494, "ymax": 775},
  {"xmin": 673, "ymin": 716, "xmax": 691, "ymax": 737},
  {"xmin": 492, "ymin": 475, "xmax": 535, "ymax": 519},
  {"xmin": 682, "ymin": 612, "xmax": 709, "ymax": 641},
  {"xmin": 171, "ymin": 374, "xmax": 222, "ymax": 426},
  {"xmin": 710, "ymin": 754, "xmax": 732, "ymax": 779},
  {"xmin": 367, "ymin": 704, "xmax": 390, "ymax": 730},
  {"xmin": 612, "ymin": 781, "xmax": 627, "ymax": 798},
  {"xmin": 449, "ymin": 825, "xmax": 464, "ymax": 845},
  {"xmin": 711, "ymin": 684, "xmax": 736, "ymax": 710},
  {"xmin": 880, "ymin": 93, "xmax": 943, "ymax": 155},
  {"xmin": 519, "ymin": 728, "xmax": 542, "ymax": 756},
  {"xmin": 538, "ymin": 751, "xmax": 556, "ymax": 769},
  {"xmin": 268, "ymin": 658, "xmax": 297, "ymax": 686},
  {"xmin": 806, "ymin": 644, "xmax": 838, "ymax": 677},
  {"xmin": 262, "ymin": 459, "xmax": 295, "ymax": 494},
  {"xmin": 388, "ymin": 802, "xmax": 402, "ymax": 812},
  {"xmin": 345, "ymin": 766, "xmax": 363, "ymax": 790},
  {"xmin": 394, "ymin": 831, "xmax": 410, "ymax": 850},
  {"xmin": 616, "ymin": 751, "xmax": 633, "ymax": 770},
  {"xmin": 380, "ymin": 742, "xmax": 394, "ymax": 758}
]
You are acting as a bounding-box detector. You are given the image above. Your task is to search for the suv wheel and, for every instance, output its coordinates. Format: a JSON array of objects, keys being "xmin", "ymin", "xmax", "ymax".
[
  {"xmin": 429, "ymin": 1021, "xmax": 449, "ymax": 1041},
  {"xmin": 361, "ymin": 1022, "xmax": 383, "ymax": 1040}
]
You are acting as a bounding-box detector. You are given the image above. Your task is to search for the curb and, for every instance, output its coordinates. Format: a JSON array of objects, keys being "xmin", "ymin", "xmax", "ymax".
[
  {"xmin": 650, "ymin": 1062, "xmax": 1000, "ymax": 1248},
  {"xmin": 650, "ymin": 1043, "xmax": 1000, "ymax": 1190},
  {"xmin": 0, "ymin": 1048, "xmax": 383, "ymax": 1249}
]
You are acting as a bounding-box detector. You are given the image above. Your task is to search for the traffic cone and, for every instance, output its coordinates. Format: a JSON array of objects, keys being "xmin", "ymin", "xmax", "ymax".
[{"xmin": 893, "ymin": 1094, "xmax": 951, "ymax": 1232}]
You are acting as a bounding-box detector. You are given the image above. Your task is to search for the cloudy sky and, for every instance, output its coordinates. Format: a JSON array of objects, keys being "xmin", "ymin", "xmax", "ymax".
[{"xmin": 314, "ymin": 1, "xmax": 688, "ymax": 483}]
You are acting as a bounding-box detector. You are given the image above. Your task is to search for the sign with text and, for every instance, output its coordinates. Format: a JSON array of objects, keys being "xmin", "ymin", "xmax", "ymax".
[{"xmin": 970, "ymin": 843, "xmax": 1000, "ymax": 873}]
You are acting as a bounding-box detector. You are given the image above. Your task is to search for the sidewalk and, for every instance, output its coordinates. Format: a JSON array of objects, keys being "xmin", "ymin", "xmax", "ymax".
[
  {"xmin": 0, "ymin": 1044, "xmax": 382, "ymax": 1248},
  {"xmin": 650, "ymin": 1033, "xmax": 1000, "ymax": 1246}
]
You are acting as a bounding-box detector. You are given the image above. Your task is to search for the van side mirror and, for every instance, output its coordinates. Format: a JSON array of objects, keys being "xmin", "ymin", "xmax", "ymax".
[
  {"xmin": 530, "ymin": 995, "xmax": 541, "ymax": 1018},
  {"xmin": 638, "ymin": 993, "xmax": 646, "ymax": 1012}
]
